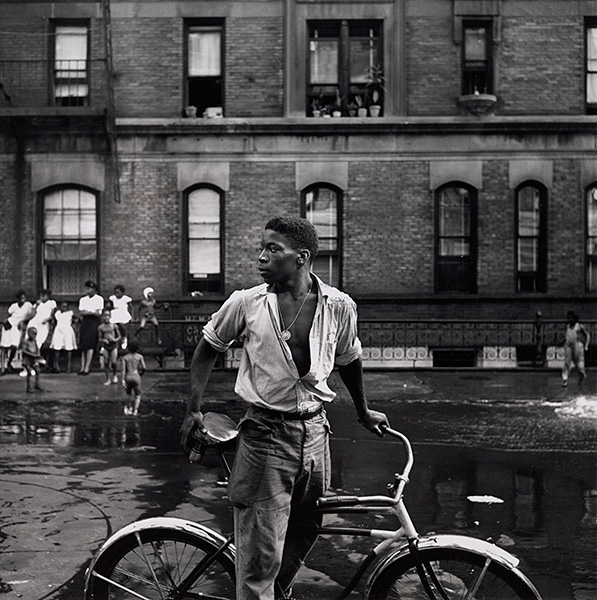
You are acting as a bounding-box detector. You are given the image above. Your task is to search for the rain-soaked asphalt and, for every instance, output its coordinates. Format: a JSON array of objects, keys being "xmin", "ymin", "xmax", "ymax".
[{"xmin": 0, "ymin": 367, "xmax": 596, "ymax": 600}]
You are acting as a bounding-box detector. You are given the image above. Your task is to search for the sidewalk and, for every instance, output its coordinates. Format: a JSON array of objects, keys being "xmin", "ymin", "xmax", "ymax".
[{"xmin": 0, "ymin": 366, "xmax": 593, "ymax": 406}]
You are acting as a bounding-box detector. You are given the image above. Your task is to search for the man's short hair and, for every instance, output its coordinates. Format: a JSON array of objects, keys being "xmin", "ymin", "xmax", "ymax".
[{"xmin": 265, "ymin": 215, "xmax": 319, "ymax": 260}]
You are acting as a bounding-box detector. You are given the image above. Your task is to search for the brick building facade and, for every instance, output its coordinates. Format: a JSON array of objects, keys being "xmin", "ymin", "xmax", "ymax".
[{"xmin": 0, "ymin": 0, "xmax": 596, "ymax": 367}]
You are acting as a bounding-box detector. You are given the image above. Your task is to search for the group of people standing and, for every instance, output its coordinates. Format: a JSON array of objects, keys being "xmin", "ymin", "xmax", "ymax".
[{"xmin": 0, "ymin": 281, "xmax": 157, "ymax": 414}]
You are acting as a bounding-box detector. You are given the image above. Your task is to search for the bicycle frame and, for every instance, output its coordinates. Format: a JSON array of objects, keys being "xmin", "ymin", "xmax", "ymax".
[{"xmin": 85, "ymin": 425, "xmax": 541, "ymax": 600}]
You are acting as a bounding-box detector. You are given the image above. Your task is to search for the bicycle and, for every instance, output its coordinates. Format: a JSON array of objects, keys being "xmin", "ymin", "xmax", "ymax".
[{"xmin": 84, "ymin": 412, "xmax": 543, "ymax": 600}]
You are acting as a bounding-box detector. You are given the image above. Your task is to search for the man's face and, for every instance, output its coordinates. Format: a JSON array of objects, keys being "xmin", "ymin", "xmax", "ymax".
[{"xmin": 258, "ymin": 229, "xmax": 301, "ymax": 284}]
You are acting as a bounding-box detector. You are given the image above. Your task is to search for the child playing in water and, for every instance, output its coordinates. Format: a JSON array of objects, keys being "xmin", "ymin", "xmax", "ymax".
[
  {"xmin": 121, "ymin": 339, "xmax": 146, "ymax": 416},
  {"xmin": 21, "ymin": 327, "xmax": 44, "ymax": 393},
  {"xmin": 562, "ymin": 310, "xmax": 591, "ymax": 387},
  {"xmin": 98, "ymin": 309, "xmax": 121, "ymax": 385}
]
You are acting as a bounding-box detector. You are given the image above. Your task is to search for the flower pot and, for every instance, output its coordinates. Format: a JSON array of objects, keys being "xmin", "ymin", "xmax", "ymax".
[
  {"xmin": 357, "ymin": 107, "xmax": 368, "ymax": 117},
  {"xmin": 184, "ymin": 106, "xmax": 198, "ymax": 118},
  {"xmin": 332, "ymin": 110, "xmax": 342, "ymax": 118},
  {"xmin": 312, "ymin": 110, "xmax": 321, "ymax": 117},
  {"xmin": 369, "ymin": 105, "xmax": 381, "ymax": 117}
]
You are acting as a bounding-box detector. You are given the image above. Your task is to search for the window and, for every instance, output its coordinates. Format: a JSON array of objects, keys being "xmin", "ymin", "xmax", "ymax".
[
  {"xmin": 186, "ymin": 186, "xmax": 223, "ymax": 294},
  {"xmin": 462, "ymin": 19, "xmax": 493, "ymax": 95},
  {"xmin": 435, "ymin": 184, "xmax": 477, "ymax": 293},
  {"xmin": 586, "ymin": 20, "xmax": 597, "ymax": 113},
  {"xmin": 516, "ymin": 183, "xmax": 547, "ymax": 293},
  {"xmin": 53, "ymin": 24, "xmax": 89, "ymax": 106},
  {"xmin": 308, "ymin": 20, "xmax": 382, "ymax": 116},
  {"xmin": 186, "ymin": 22, "xmax": 223, "ymax": 117},
  {"xmin": 587, "ymin": 184, "xmax": 597, "ymax": 291},
  {"xmin": 302, "ymin": 185, "xmax": 341, "ymax": 287},
  {"xmin": 42, "ymin": 187, "xmax": 97, "ymax": 294}
]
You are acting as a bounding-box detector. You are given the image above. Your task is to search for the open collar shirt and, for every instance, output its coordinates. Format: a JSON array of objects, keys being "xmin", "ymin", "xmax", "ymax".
[{"xmin": 202, "ymin": 274, "xmax": 362, "ymax": 413}]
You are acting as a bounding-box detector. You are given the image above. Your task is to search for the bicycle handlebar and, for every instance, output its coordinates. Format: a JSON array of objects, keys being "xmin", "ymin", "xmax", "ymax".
[{"xmin": 318, "ymin": 426, "xmax": 415, "ymax": 507}]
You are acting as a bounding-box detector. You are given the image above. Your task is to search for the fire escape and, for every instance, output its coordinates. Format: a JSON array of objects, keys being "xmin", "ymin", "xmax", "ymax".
[{"xmin": 0, "ymin": 0, "xmax": 120, "ymax": 202}]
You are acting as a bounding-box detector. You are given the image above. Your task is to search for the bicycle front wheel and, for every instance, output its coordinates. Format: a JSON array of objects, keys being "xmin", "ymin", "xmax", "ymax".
[
  {"xmin": 87, "ymin": 528, "xmax": 236, "ymax": 600},
  {"xmin": 367, "ymin": 547, "xmax": 540, "ymax": 600}
]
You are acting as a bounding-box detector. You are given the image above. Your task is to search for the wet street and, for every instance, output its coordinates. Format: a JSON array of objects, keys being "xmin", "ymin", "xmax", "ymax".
[{"xmin": 0, "ymin": 368, "xmax": 596, "ymax": 600}]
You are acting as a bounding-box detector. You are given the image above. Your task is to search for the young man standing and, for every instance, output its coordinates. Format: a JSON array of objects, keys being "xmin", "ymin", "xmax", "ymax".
[{"xmin": 180, "ymin": 215, "xmax": 388, "ymax": 600}]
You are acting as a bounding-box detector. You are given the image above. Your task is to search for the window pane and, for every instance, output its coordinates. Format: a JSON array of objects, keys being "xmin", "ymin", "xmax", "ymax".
[
  {"xmin": 588, "ymin": 74, "xmax": 597, "ymax": 103},
  {"xmin": 189, "ymin": 239, "xmax": 220, "ymax": 274},
  {"xmin": 189, "ymin": 28, "xmax": 221, "ymax": 77},
  {"xmin": 588, "ymin": 186, "xmax": 597, "ymax": 236},
  {"xmin": 80, "ymin": 211, "xmax": 96, "ymax": 238},
  {"xmin": 45, "ymin": 190, "xmax": 61, "ymax": 210},
  {"xmin": 304, "ymin": 187, "xmax": 338, "ymax": 251},
  {"xmin": 518, "ymin": 238, "xmax": 538, "ymax": 271},
  {"xmin": 439, "ymin": 188, "xmax": 470, "ymax": 237},
  {"xmin": 188, "ymin": 188, "xmax": 221, "ymax": 278},
  {"xmin": 518, "ymin": 186, "xmax": 540, "ymax": 236},
  {"xmin": 439, "ymin": 239, "xmax": 470, "ymax": 256},
  {"xmin": 464, "ymin": 27, "xmax": 487, "ymax": 62},
  {"xmin": 55, "ymin": 26, "xmax": 87, "ymax": 62},
  {"xmin": 45, "ymin": 212, "xmax": 63, "ymax": 237},
  {"xmin": 588, "ymin": 28, "xmax": 597, "ymax": 64},
  {"xmin": 312, "ymin": 255, "xmax": 338, "ymax": 288},
  {"xmin": 350, "ymin": 33, "xmax": 379, "ymax": 84},
  {"xmin": 588, "ymin": 258, "xmax": 597, "ymax": 291},
  {"xmin": 310, "ymin": 38, "xmax": 338, "ymax": 84}
]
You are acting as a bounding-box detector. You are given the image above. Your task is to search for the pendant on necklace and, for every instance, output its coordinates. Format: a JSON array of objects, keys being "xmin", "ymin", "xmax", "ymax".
[{"xmin": 281, "ymin": 330, "xmax": 291, "ymax": 341}]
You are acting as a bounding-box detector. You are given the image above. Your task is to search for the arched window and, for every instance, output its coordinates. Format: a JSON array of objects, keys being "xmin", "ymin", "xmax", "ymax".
[
  {"xmin": 42, "ymin": 186, "xmax": 98, "ymax": 295},
  {"xmin": 186, "ymin": 185, "xmax": 223, "ymax": 295},
  {"xmin": 516, "ymin": 182, "xmax": 547, "ymax": 293},
  {"xmin": 435, "ymin": 183, "xmax": 477, "ymax": 293},
  {"xmin": 301, "ymin": 185, "xmax": 342, "ymax": 288},
  {"xmin": 587, "ymin": 184, "xmax": 597, "ymax": 291}
]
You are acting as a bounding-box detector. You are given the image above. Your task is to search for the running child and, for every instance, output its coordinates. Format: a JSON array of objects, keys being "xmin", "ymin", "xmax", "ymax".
[{"xmin": 121, "ymin": 339, "xmax": 146, "ymax": 416}]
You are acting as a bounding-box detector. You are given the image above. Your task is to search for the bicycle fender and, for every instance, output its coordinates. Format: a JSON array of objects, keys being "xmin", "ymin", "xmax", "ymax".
[
  {"xmin": 84, "ymin": 517, "xmax": 235, "ymax": 594},
  {"xmin": 366, "ymin": 534, "xmax": 530, "ymax": 596}
]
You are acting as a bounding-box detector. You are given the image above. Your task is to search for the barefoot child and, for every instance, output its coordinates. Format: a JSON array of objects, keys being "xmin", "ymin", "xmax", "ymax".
[
  {"xmin": 136, "ymin": 287, "xmax": 169, "ymax": 345},
  {"xmin": 98, "ymin": 309, "xmax": 121, "ymax": 385},
  {"xmin": 21, "ymin": 327, "xmax": 44, "ymax": 393},
  {"xmin": 121, "ymin": 339, "xmax": 146, "ymax": 416}
]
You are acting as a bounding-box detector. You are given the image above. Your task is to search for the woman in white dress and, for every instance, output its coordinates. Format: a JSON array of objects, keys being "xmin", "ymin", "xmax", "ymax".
[
  {"xmin": 1, "ymin": 290, "xmax": 34, "ymax": 374},
  {"xmin": 50, "ymin": 301, "xmax": 78, "ymax": 372},
  {"xmin": 28, "ymin": 289, "xmax": 58, "ymax": 363}
]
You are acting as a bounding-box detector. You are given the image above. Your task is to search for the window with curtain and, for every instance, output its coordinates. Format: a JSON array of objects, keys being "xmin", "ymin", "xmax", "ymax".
[
  {"xmin": 462, "ymin": 19, "xmax": 493, "ymax": 95},
  {"xmin": 516, "ymin": 183, "xmax": 547, "ymax": 293},
  {"xmin": 186, "ymin": 186, "xmax": 223, "ymax": 294},
  {"xmin": 42, "ymin": 187, "xmax": 97, "ymax": 294},
  {"xmin": 586, "ymin": 19, "xmax": 597, "ymax": 113},
  {"xmin": 186, "ymin": 22, "xmax": 223, "ymax": 117},
  {"xmin": 302, "ymin": 185, "xmax": 341, "ymax": 287},
  {"xmin": 53, "ymin": 24, "xmax": 89, "ymax": 106},
  {"xmin": 308, "ymin": 20, "xmax": 382, "ymax": 116},
  {"xmin": 587, "ymin": 184, "xmax": 597, "ymax": 291},
  {"xmin": 435, "ymin": 184, "xmax": 477, "ymax": 293}
]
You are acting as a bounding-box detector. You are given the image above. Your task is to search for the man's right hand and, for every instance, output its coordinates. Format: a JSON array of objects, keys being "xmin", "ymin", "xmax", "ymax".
[{"xmin": 179, "ymin": 411, "xmax": 208, "ymax": 447}]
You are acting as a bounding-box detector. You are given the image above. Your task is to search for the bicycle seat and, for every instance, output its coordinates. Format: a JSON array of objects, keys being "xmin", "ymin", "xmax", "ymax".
[{"xmin": 202, "ymin": 412, "xmax": 239, "ymax": 446}]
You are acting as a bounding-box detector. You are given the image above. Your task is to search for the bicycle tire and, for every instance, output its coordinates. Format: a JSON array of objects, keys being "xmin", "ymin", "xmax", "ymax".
[
  {"xmin": 367, "ymin": 547, "xmax": 540, "ymax": 600},
  {"xmin": 86, "ymin": 528, "xmax": 236, "ymax": 600}
]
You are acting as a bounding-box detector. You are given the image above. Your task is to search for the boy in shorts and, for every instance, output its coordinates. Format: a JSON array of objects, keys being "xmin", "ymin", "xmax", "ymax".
[
  {"xmin": 21, "ymin": 326, "xmax": 44, "ymax": 393},
  {"xmin": 122, "ymin": 339, "xmax": 146, "ymax": 416}
]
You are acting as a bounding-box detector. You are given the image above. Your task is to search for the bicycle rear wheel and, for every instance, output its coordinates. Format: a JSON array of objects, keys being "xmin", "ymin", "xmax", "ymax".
[
  {"xmin": 367, "ymin": 547, "xmax": 540, "ymax": 600},
  {"xmin": 87, "ymin": 528, "xmax": 236, "ymax": 600}
]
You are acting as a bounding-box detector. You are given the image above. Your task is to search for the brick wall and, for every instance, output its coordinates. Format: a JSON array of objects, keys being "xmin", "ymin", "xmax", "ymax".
[
  {"xmin": 102, "ymin": 160, "xmax": 182, "ymax": 299},
  {"xmin": 500, "ymin": 17, "xmax": 584, "ymax": 115},
  {"xmin": 407, "ymin": 17, "xmax": 459, "ymax": 117},
  {"xmin": 226, "ymin": 17, "xmax": 284, "ymax": 117},
  {"xmin": 113, "ymin": 18, "xmax": 182, "ymax": 118}
]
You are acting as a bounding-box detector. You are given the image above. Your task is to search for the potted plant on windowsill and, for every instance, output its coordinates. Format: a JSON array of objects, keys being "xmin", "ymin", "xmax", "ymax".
[
  {"xmin": 354, "ymin": 95, "xmax": 367, "ymax": 117},
  {"xmin": 366, "ymin": 65, "xmax": 385, "ymax": 117},
  {"xmin": 184, "ymin": 105, "xmax": 198, "ymax": 118}
]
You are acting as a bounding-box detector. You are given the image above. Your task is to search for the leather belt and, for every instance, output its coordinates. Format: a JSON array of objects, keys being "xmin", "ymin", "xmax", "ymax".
[{"xmin": 254, "ymin": 404, "xmax": 324, "ymax": 421}]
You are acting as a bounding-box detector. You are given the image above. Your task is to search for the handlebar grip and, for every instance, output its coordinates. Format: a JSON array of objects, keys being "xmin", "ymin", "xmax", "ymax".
[{"xmin": 317, "ymin": 495, "xmax": 360, "ymax": 507}]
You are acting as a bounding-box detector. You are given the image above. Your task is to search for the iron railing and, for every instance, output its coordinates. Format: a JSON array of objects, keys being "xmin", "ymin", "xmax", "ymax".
[
  {"xmin": 131, "ymin": 318, "xmax": 596, "ymax": 369},
  {"xmin": 0, "ymin": 59, "xmax": 108, "ymax": 108}
]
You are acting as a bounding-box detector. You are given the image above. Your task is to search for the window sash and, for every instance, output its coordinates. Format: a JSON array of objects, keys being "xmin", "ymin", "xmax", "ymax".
[
  {"xmin": 54, "ymin": 25, "xmax": 88, "ymax": 102},
  {"xmin": 188, "ymin": 188, "xmax": 221, "ymax": 277},
  {"xmin": 188, "ymin": 27, "xmax": 221, "ymax": 77}
]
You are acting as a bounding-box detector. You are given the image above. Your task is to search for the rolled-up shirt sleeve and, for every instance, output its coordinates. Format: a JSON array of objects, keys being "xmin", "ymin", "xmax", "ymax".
[
  {"xmin": 202, "ymin": 290, "xmax": 247, "ymax": 353},
  {"xmin": 334, "ymin": 298, "xmax": 362, "ymax": 366}
]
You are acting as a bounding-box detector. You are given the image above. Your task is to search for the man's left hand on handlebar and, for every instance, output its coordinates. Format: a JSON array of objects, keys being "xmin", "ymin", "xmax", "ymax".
[{"xmin": 357, "ymin": 408, "xmax": 389, "ymax": 437}]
